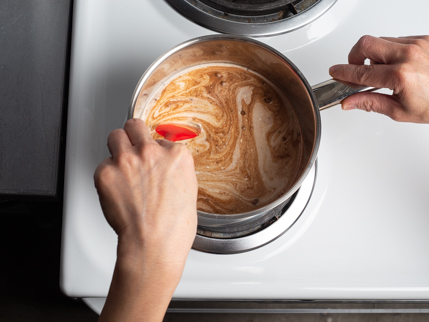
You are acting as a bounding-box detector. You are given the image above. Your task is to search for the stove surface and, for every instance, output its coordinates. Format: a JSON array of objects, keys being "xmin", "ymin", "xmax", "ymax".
[{"xmin": 61, "ymin": 0, "xmax": 429, "ymax": 300}]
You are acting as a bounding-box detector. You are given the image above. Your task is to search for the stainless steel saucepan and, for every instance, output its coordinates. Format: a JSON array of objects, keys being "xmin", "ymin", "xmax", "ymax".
[{"xmin": 129, "ymin": 35, "xmax": 373, "ymax": 234}]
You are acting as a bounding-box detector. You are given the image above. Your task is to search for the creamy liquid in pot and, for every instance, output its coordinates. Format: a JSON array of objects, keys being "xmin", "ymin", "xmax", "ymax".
[{"xmin": 134, "ymin": 63, "xmax": 303, "ymax": 214}]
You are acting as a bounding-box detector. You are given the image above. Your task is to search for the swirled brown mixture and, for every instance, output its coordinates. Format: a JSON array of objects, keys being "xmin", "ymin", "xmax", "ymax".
[{"xmin": 137, "ymin": 64, "xmax": 303, "ymax": 214}]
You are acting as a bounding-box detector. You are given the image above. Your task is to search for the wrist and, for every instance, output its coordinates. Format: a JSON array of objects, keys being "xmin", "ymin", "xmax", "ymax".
[
  {"xmin": 100, "ymin": 237, "xmax": 180, "ymax": 322},
  {"xmin": 116, "ymin": 236, "xmax": 184, "ymax": 290}
]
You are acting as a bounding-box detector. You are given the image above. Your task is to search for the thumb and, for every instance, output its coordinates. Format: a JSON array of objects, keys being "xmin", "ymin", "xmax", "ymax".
[{"xmin": 341, "ymin": 92, "xmax": 404, "ymax": 121}]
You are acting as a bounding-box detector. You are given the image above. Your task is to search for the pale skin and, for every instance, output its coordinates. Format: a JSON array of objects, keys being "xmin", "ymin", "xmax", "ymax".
[
  {"xmin": 93, "ymin": 35, "xmax": 429, "ymax": 321},
  {"xmin": 94, "ymin": 118, "xmax": 198, "ymax": 322},
  {"xmin": 330, "ymin": 35, "xmax": 429, "ymax": 123}
]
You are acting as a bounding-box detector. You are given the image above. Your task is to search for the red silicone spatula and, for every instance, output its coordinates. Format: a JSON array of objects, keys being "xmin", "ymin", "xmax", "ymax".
[{"xmin": 155, "ymin": 123, "xmax": 200, "ymax": 142}]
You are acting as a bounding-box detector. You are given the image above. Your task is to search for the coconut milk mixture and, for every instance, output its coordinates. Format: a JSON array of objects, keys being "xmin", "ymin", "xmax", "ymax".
[{"xmin": 134, "ymin": 63, "xmax": 303, "ymax": 214}]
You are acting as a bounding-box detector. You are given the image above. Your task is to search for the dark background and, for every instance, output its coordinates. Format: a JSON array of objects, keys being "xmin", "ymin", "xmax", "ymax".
[
  {"xmin": 0, "ymin": 0, "xmax": 98, "ymax": 320},
  {"xmin": 0, "ymin": 201, "xmax": 98, "ymax": 321},
  {"xmin": 0, "ymin": 0, "xmax": 69, "ymax": 198}
]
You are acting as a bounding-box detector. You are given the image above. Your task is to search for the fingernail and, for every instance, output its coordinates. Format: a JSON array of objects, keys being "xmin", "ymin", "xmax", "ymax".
[
  {"xmin": 342, "ymin": 103, "xmax": 356, "ymax": 111},
  {"xmin": 329, "ymin": 65, "xmax": 338, "ymax": 76}
]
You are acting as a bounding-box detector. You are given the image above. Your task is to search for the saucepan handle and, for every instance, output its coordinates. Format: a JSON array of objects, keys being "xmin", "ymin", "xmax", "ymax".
[{"xmin": 312, "ymin": 79, "xmax": 376, "ymax": 111}]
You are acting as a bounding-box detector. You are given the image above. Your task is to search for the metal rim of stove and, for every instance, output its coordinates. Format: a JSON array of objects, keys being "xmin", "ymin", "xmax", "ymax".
[
  {"xmin": 199, "ymin": 0, "xmax": 305, "ymax": 16},
  {"xmin": 164, "ymin": 0, "xmax": 337, "ymax": 37},
  {"xmin": 192, "ymin": 162, "xmax": 317, "ymax": 254}
]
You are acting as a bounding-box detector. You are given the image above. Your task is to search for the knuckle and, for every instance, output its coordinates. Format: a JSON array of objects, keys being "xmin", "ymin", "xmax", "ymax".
[
  {"xmin": 355, "ymin": 65, "xmax": 373, "ymax": 84},
  {"xmin": 108, "ymin": 129, "xmax": 124, "ymax": 141},
  {"xmin": 392, "ymin": 64, "xmax": 412, "ymax": 86},
  {"xmin": 414, "ymin": 38, "xmax": 427, "ymax": 48},
  {"xmin": 403, "ymin": 44, "xmax": 422, "ymax": 60},
  {"xmin": 419, "ymin": 35, "xmax": 429, "ymax": 43},
  {"xmin": 117, "ymin": 150, "xmax": 140, "ymax": 168},
  {"xmin": 357, "ymin": 35, "xmax": 374, "ymax": 51},
  {"xmin": 94, "ymin": 164, "xmax": 114, "ymax": 189},
  {"xmin": 359, "ymin": 98, "xmax": 375, "ymax": 113}
]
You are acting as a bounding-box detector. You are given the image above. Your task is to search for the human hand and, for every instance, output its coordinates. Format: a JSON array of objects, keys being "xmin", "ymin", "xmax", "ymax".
[
  {"xmin": 94, "ymin": 118, "xmax": 198, "ymax": 322},
  {"xmin": 94, "ymin": 118, "xmax": 198, "ymax": 276},
  {"xmin": 329, "ymin": 35, "xmax": 429, "ymax": 123}
]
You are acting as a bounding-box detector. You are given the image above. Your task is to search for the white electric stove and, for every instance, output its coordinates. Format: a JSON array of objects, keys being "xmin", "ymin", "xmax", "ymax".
[{"xmin": 61, "ymin": 0, "xmax": 429, "ymax": 313}]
